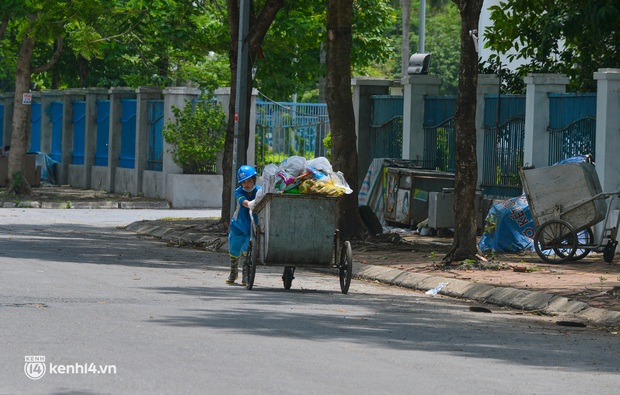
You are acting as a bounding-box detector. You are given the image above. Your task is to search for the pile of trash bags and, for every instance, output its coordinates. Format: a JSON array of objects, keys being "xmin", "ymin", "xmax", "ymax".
[{"xmin": 254, "ymin": 156, "xmax": 352, "ymax": 206}]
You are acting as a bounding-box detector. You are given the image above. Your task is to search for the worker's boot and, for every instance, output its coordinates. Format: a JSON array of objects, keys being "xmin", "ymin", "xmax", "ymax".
[
  {"xmin": 226, "ymin": 256, "xmax": 239, "ymax": 284},
  {"xmin": 241, "ymin": 257, "xmax": 248, "ymax": 286}
]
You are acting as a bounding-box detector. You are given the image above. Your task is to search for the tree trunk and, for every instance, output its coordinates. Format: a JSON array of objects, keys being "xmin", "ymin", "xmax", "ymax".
[
  {"xmin": 8, "ymin": 35, "xmax": 35, "ymax": 196},
  {"xmin": 444, "ymin": 0, "xmax": 484, "ymax": 263},
  {"xmin": 222, "ymin": 0, "xmax": 284, "ymax": 225},
  {"xmin": 325, "ymin": 0, "xmax": 367, "ymax": 240}
]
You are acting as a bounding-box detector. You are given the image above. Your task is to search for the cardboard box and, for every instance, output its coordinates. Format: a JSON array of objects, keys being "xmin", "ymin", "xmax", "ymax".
[{"xmin": 0, "ymin": 154, "xmax": 42, "ymax": 187}]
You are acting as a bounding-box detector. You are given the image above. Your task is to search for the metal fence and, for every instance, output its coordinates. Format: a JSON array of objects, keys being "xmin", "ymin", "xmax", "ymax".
[
  {"xmin": 369, "ymin": 95, "xmax": 403, "ymax": 159},
  {"xmin": 481, "ymin": 94, "xmax": 526, "ymax": 197},
  {"xmin": 423, "ymin": 96, "xmax": 456, "ymax": 171},
  {"xmin": 255, "ymin": 100, "xmax": 330, "ymax": 169},
  {"xmin": 547, "ymin": 93, "xmax": 596, "ymax": 165}
]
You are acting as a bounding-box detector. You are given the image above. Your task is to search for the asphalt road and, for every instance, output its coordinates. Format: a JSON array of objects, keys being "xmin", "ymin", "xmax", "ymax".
[{"xmin": 1, "ymin": 208, "xmax": 619, "ymax": 394}]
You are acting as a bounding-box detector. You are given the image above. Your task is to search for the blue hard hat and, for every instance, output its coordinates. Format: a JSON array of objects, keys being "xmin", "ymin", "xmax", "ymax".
[{"xmin": 237, "ymin": 165, "xmax": 257, "ymax": 183}]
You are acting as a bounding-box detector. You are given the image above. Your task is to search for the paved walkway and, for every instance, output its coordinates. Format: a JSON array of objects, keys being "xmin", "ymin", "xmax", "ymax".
[{"xmin": 3, "ymin": 185, "xmax": 620, "ymax": 329}]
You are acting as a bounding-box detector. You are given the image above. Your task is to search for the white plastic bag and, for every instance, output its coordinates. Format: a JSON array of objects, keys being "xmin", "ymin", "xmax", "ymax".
[
  {"xmin": 306, "ymin": 157, "xmax": 333, "ymax": 174},
  {"xmin": 281, "ymin": 156, "xmax": 306, "ymax": 177},
  {"xmin": 332, "ymin": 171, "xmax": 353, "ymax": 194}
]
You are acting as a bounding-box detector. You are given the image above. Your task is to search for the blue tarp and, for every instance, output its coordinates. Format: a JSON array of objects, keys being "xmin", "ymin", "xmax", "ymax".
[
  {"xmin": 28, "ymin": 152, "xmax": 58, "ymax": 184},
  {"xmin": 478, "ymin": 194, "xmax": 536, "ymax": 252}
]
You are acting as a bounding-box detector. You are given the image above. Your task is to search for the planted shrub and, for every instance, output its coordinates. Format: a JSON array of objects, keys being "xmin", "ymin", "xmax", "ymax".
[{"xmin": 163, "ymin": 98, "xmax": 226, "ymax": 174}]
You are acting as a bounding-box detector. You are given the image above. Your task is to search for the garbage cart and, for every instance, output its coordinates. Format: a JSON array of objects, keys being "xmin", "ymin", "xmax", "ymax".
[
  {"xmin": 519, "ymin": 162, "xmax": 620, "ymax": 263},
  {"xmin": 244, "ymin": 193, "xmax": 353, "ymax": 293}
]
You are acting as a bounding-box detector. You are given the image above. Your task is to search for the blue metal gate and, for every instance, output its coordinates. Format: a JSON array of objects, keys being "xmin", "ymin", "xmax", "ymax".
[
  {"xmin": 481, "ymin": 94, "xmax": 526, "ymax": 197},
  {"xmin": 423, "ymin": 96, "xmax": 456, "ymax": 171},
  {"xmin": 49, "ymin": 102, "xmax": 63, "ymax": 162},
  {"xmin": 119, "ymin": 99, "xmax": 137, "ymax": 169},
  {"xmin": 369, "ymin": 95, "xmax": 403, "ymax": 159},
  {"xmin": 0, "ymin": 103, "xmax": 3, "ymax": 148},
  {"xmin": 29, "ymin": 102, "xmax": 42, "ymax": 152},
  {"xmin": 547, "ymin": 93, "xmax": 596, "ymax": 165},
  {"xmin": 147, "ymin": 100, "xmax": 164, "ymax": 171}
]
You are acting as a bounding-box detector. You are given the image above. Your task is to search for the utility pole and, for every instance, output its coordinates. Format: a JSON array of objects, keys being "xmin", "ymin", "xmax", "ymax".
[
  {"xmin": 231, "ymin": 0, "xmax": 250, "ymax": 217},
  {"xmin": 419, "ymin": 0, "xmax": 426, "ymax": 53}
]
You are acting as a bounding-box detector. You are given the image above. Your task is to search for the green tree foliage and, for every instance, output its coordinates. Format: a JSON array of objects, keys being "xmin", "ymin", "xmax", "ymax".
[
  {"xmin": 163, "ymin": 99, "xmax": 227, "ymax": 174},
  {"xmin": 484, "ymin": 0, "xmax": 620, "ymax": 92},
  {"xmin": 253, "ymin": 0, "xmax": 394, "ymax": 102},
  {"xmin": 381, "ymin": 1, "xmax": 460, "ymax": 94},
  {"xmin": 0, "ymin": 0, "xmax": 230, "ymax": 92}
]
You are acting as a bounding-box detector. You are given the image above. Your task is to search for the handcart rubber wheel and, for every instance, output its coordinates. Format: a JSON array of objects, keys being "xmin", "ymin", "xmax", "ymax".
[
  {"xmin": 555, "ymin": 227, "xmax": 593, "ymax": 261},
  {"xmin": 534, "ymin": 219, "xmax": 577, "ymax": 264},
  {"xmin": 246, "ymin": 238, "xmax": 258, "ymax": 290},
  {"xmin": 339, "ymin": 241, "xmax": 353, "ymax": 294},
  {"xmin": 603, "ymin": 240, "xmax": 617, "ymax": 263},
  {"xmin": 282, "ymin": 267, "xmax": 295, "ymax": 289}
]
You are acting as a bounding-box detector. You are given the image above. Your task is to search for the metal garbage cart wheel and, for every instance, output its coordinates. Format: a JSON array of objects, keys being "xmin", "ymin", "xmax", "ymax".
[
  {"xmin": 534, "ymin": 219, "xmax": 577, "ymax": 264},
  {"xmin": 245, "ymin": 230, "xmax": 259, "ymax": 290},
  {"xmin": 603, "ymin": 240, "xmax": 617, "ymax": 263},
  {"xmin": 339, "ymin": 241, "xmax": 353, "ymax": 294},
  {"xmin": 282, "ymin": 267, "xmax": 295, "ymax": 289},
  {"xmin": 555, "ymin": 227, "xmax": 593, "ymax": 261}
]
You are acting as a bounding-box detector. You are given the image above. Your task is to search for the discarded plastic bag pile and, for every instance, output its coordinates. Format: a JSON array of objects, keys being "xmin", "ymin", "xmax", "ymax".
[{"xmin": 254, "ymin": 156, "xmax": 352, "ymax": 206}]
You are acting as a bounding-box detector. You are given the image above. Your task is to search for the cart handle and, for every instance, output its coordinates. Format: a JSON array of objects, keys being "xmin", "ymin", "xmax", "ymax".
[{"xmin": 536, "ymin": 191, "xmax": 620, "ymax": 219}]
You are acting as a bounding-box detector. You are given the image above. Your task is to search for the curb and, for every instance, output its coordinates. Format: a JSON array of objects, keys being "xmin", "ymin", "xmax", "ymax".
[
  {"xmin": 353, "ymin": 262, "xmax": 620, "ymax": 328},
  {"xmin": 1, "ymin": 201, "xmax": 172, "ymax": 209},
  {"xmin": 128, "ymin": 220, "xmax": 620, "ymax": 329}
]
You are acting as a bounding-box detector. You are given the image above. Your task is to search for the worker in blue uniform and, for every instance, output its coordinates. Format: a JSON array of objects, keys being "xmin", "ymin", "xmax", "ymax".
[{"xmin": 227, "ymin": 165, "xmax": 260, "ymax": 285}]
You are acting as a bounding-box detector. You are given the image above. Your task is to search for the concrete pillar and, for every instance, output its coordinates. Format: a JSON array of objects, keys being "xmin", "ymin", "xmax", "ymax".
[
  {"xmin": 106, "ymin": 87, "xmax": 135, "ymax": 192},
  {"xmin": 400, "ymin": 74, "xmax": 442, "ymax": 163},
  {"xmin": 594, "ymin": 69, "xmax": 620, "ymax": 193},
  {"xmin": 40, "ymin": 90, "xmax": 62, "ymax": 155},
  {"xmin": 593, "ymin": 68, "xmax": 620, "ymax": 248},
  {"xmin": 162, "ymin": 87, "xmax": 201, "ymax": 201},
  {"xmin": 351, "ymin": 77, "xmax": 393, "ymax": 188},
  {"xmin": 523, "ymin": 74, "xmax": 569, "ymax": 168},
  {"xmin": 59, "ymin": 88, "xmax": 87, "ymax": 185},
  {"xmin": 476, "ymin": 74, "xmax": 500, "ymax": 185},
  {"xmin": 1, "ymin": 93, "xmax": 14, "ymax": 147},
  {"xmin": 133, "ymin": 86, "xmax": 162, "ymax": 196},
  {"xmin": 214, "ymin": 87, "xmax": 258, "ymax": 173},
  {"xmin": 83, "ymin": 88, "xmax": 108, "ymax": 189}
]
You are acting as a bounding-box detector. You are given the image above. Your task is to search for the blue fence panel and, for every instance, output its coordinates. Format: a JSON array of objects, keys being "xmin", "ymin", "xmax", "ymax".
[
  {"xmin": 147, "ymin": 100, "xmax": 164, "ymax": 171},
  {"xmin": 29, "ymin": 102, "xmax": 42, "ymax": 152},
  {"xmin": 255, "ymin": 100, "xmax": 330, "ymax": 167},
  {"xmin": 423, "ymin": 96, "xmax": 456, "ymax": 171},
  {"xmin": 369, "ymin": 95, "xmax": 403, "ymax": 159},
  {"xmin": 483, "ymin": 94, "xmax": 526, "ymax": 127},
  {"xmin": 72, "ymin": 101, "xmax": 86, "ymax": 164},
  {"xmin": 0, "ymin": 103, "xmax": 3, "ymax": 148},
  {"xmin": 95, "ymin": 100, "xmax": 110, "ymax": 166},
  {"xmin": 548, "ymin": 93, "xmax": 596, "ymax": 165},
  {"xmin": 481, "ymin": 117, "xmax": 526, "ymax": 196},
  {"xmin": 49, "ymin": 101, "xmax": 63, "ymax": 162},
  {"xmin": 481, "ymin": 94, "xmax": 526, "ymax": 198},
  {"xmin": 119, "ymin": 99, "xmax": 137, "ymax": 169}
]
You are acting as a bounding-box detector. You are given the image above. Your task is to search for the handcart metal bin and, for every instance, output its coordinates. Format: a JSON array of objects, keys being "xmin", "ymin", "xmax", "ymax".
[
  {"xmin": 519, "ymin": 161, "xmax": 620, "ymax": 263},
  {"xmin": 244, "ymin": 193, "xmax": 353, "ymax": 293}
]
